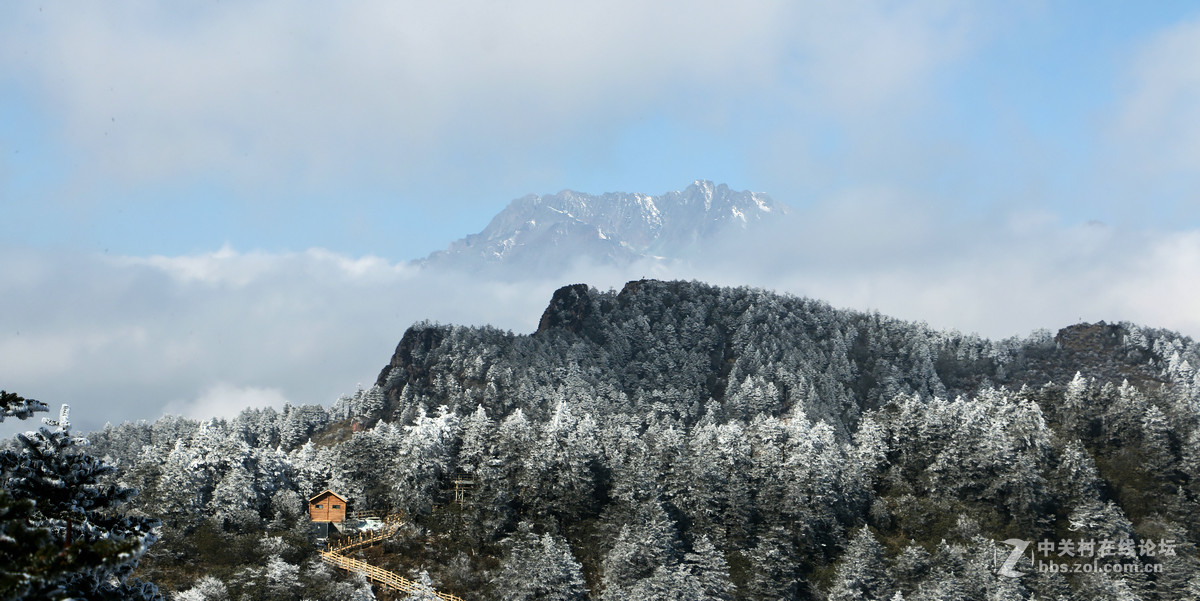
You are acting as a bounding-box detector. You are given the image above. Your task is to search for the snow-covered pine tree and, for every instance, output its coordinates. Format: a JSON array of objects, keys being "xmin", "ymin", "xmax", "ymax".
[
  {"xmin": 0, "ymin": 390, "xmax": 48, "ymax": 422},
  {"xmin": 389, "ymin": 406, "xmax": 459, "ymax": 516},
  {"xmin": 601, "ymin": 501, "xmax": 682, "ymax": 600},
  {"xmin": 494, "ymin": 524, "xmax": 588, "ymax": 601},
  {"xmin": 458, "ymin": 404, "xmax": 493, "ymax": 478},
  {"xmin": 684, "ymin": 535, "xmax": 735, "ymax": 601},
  {"xmin": 0, "ymin": 400, "xmax": 162, "ymax": 600},
  {"xmin": 620, "ymin": 564, "xmax": 706, "ymax": 601},
  {"xmin": 679, "ymin": 420, "xmax": 752, "ymax": 545},
  {"xmin": 826, "ymin": 526, "xmax": 891, "ymax": 601},
  {"xmin": 173, "ymin": 575, "xmax": 230, "ymax": 601},
  {"xmin": 519, "ymin": 401, "xmax": 600, "ymax": 522},
  {"xmin": 0, "ymin": 487, "xmax": 58, "ymax": 600},
  {"xmin": 742, "ymin": 526, "xmax": 800, "ymax": 601}
]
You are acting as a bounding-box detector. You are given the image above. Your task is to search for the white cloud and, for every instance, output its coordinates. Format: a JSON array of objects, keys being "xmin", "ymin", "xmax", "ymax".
[
  {"xmin": 114, "ymin": 244, "xmax": 414, "ymax": 287},
  {"xmin": 3, "ymin": 209, "xmax": 1199, "ymax": 440},
  {"xmin": 1107, "ymin": 229, "xmax": 1200, "ymax": 327},
  {"xmin": 0, "ymin": 245, "xmax": 563, "ymax": 437},
  {"xmin": 1114, "ymin": 16, "xmax": 1200, "ymax": 175},
  {"xmin": 162, "ymin": 383, "xmax": 291, "ymax": 422},
  {"xmin": 0, "ymin": 3, "xmax": 764, "ymax": 188},
  {"xmin": 786, "ymin": 1, "xmax": 977, "ymax": 119},
  {"xmin": 671, "ymin": 195, "xmax": 1200, "ymax": 340},
  {"xmin": 0, "ymin": 1, "xmax": 984, "ymax": 202}
]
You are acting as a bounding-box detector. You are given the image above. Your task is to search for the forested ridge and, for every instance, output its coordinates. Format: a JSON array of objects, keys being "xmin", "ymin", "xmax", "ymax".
[{"xmin": 15, "ymin": 279, "xmax": 1200, "ymax": 600}]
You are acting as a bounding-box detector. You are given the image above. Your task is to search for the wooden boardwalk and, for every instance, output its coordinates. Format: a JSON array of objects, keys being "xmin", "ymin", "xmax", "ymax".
[{"xmin": 320, "ymin": 515, "xmax": 464, "ymax": 601}]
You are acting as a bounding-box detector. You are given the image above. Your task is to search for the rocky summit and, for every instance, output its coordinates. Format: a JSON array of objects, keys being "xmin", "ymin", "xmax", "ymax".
[{"xmin": 421, "ymin": 180, "xmax": 786, "ymax": 274}]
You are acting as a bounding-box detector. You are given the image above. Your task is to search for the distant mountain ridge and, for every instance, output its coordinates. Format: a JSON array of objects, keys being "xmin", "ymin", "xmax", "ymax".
[{"xmin": 421, "ymin": 180, "xmax": 786, "ymax": 273}]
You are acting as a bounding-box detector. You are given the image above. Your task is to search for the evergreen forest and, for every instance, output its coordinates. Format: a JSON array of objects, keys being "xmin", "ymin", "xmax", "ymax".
[{"xmin": 5, "ymin": 279, "xmax": 1200, "ymax": 600}]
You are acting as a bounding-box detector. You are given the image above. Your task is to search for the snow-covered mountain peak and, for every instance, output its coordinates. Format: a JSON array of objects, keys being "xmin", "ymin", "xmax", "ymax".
[{"xmin": 421, "ymin": 182, "xmax": 787, "ymax": 275}]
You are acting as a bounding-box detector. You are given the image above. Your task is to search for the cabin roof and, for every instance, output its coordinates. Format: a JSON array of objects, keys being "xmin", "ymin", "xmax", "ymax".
[{"xmin": 307, "ymin": 489, "xmax": 349, "ymax": 503}]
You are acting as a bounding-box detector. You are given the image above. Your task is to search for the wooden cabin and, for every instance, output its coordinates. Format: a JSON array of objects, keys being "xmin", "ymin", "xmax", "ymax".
[{"xmin": 308, "ymin": 490, "xmax": 349, "ymax": 523}]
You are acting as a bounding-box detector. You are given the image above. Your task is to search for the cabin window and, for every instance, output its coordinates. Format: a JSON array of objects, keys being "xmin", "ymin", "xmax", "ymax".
[
  {"xmin": 332, "ymin": 504, "xmax": 341, "ymax": 509},
  {"xmin": 315, "ymin": 504, "xmax": 323, "ymax": 509}
]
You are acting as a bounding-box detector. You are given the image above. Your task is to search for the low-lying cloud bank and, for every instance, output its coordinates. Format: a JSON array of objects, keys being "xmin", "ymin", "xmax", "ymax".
[
  {"xmin": 3, "ymin": 208, "xmax": 1198, "ymax": 437},
  {"xmin": 682, "ymin": 192, "xmax": 1200, "ymax": 340},
  {"xmin": 0, "ymin": 247, "xmax": 566, "ymax": 436}
]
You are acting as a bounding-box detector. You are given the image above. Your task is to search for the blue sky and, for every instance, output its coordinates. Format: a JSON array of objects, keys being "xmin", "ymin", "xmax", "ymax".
[
  {"xmin": 4, "ymin": 1, "xmax": 1197, "ymax": 259},
  {"xmin": 3, "ymin": 1, "xmax": 1200, "ymax": 434}
]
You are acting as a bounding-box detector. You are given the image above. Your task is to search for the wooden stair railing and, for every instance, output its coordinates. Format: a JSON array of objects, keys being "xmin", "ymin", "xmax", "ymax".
[
  {"xmin": 320, "ymin": 514, "xmax": 463, "ymax": 601},
  {"xmin": 328, "ymin": 515, "xmax": 403, "ymax": 555}
]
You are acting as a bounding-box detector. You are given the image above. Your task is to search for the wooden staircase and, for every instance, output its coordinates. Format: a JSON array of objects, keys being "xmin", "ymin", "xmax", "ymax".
[{"xmin": 319, "ymin": 514, "xmax": 464, "ymax": 601}]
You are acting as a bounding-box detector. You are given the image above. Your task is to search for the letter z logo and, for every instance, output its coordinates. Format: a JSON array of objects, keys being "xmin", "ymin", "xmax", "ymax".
[{"xmin": 999, "ymin": 539, "xmax": 1030, "ymax": 578}]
